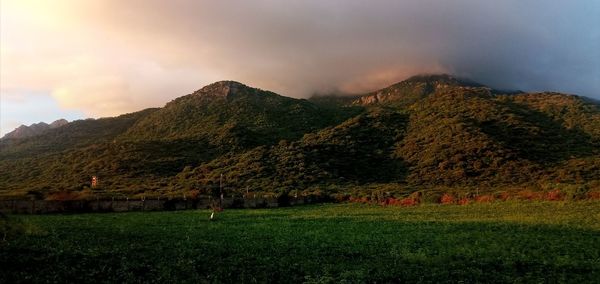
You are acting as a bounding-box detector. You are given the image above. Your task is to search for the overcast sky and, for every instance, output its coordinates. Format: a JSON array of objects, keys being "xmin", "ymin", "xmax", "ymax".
[{"xmin": 1, "ymin": 0, "xmax": 599, "ymax": 135}]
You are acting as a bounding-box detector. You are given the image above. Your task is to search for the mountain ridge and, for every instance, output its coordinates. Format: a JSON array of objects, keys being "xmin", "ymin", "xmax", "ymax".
[
  {"xmin": 3, "ymin": 74, "xmax": 596, "ymax": 139},
  {"xmin": 2, "ymin": 119, "xmax": 69, "ymax": 140},
  {"xmin": 191, "ymin": 80, "xmax": 256, "ymax": 99},
  {"xmin": 1, "ymin": 74, "xmax": 598, "ymax": 199}
]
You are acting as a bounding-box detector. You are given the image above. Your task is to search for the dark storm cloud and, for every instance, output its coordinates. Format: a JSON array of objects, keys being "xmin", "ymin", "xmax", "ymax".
[
  {"xmin": 108, "ymin": 0, "xmax": 597, "ymax": 98},
  {"xmin": 3, "ymin": 0, "xmax": 599, "ymax": 122}
]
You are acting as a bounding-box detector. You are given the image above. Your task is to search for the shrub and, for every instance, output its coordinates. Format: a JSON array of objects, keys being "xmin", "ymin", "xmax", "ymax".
[
  {"xmin": 186, "ymin": 190, "xmax": 200, "ymax": 200},
  {"xmin": 383, "ymin": 197, "xmax": 398, "ymax": 206},
  {"xmin": 545, "ymin": 190, "xmax": 564, "ymax": 201},
  {"xmin": 563, "ymin": 186, "xmax": 589, "ymax": 201},
  {"xmin": 400, "ymin": 197, "xmax": 419, "ymax": 206},
  {"xmin": 331, "ymin": 193, "xmax": 350, "ymax": 202},
  {"xmin": 408, "ymin": 191, "xmax": 422, "ymax": 202},
  {"xmin": 277, "ymin": 191, "xmax": 291, "ymax": 207},
  {"xmin": 421, "ymin": 191, "xmax": 444, "ymax": 204},
  {"xmin": 440, "ymin": 193, "xmax": 455, "ymax": 204},
  {"xmin": 383, "ymin": 196, "xmax": 419, "ymax": 207},
  {"xmin": 45, "ymin": 191, "xmax": 80, "ymax": 201},
  {"xmin": 497, "ymin": 191, "xmax": 511, "ymax": 201},
  {"xmin": 587, "ymin": 191, "xmax": 600, "ymax": 200},
  {"xmin": 349, "ymin": 196, "xmax": 369, "ymax": 204},
  {"xmin": 474, "ymin": 195, "xmax": 494, "ymax": 203},
  {"xmin": 516, "ymin": 190, "xmax": 543, "ymax": 201}
]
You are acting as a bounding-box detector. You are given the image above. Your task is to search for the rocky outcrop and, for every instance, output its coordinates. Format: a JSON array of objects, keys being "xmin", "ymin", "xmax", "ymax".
[
  {"xmin": 192, "ymin": 81, "xmax": 250, "ymax": 99},
  {"xmin": 353, "ymin": 74, "xmax": 491, "ymax": 106},
  {"xmin": 49, "ymin": 119, "xmax": 69, "ymax": 129}
]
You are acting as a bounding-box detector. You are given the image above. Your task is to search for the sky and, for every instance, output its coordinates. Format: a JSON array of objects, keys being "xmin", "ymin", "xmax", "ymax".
[{"xmin": 1, "ymin": 0, "xmax": 599, "ymax": 135}]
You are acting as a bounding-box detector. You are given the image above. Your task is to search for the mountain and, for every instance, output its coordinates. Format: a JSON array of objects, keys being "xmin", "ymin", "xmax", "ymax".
[
  {"xmin": 1, "ymin": 75, "xmax": 598, "ymax": 199},
  {"xmin": 2, "ymin": 119, "xmax": 69, "ymax": 140},
  {"xmin": 0, "ymin": 81, "xmax": 361, "ymax": 197},
  {"xmin": 0, "ymin": 110, "xmax": 157, "ymax": 159},
  {"xmin": 353, "ymin": 74, "xmax": 510, "ymax": 106},
  {"xmin": 122, "ymin": 81, "xmax": 360, "ymax": 148}
]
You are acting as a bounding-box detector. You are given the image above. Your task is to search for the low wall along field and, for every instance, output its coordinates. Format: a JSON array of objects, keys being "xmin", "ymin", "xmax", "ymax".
[
  {"xmin": 0, "ymin": 195, "xmax": 310, "ymax": 214},
  {"xmin": 3, "ymin": 188, "xmax": 599, "ymax": 214}
]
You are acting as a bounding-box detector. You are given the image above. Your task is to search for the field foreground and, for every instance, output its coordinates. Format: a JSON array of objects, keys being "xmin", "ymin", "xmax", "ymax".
[{"xmin": 1, "ymin": 202, "xmax": 600, "ymax": 283}]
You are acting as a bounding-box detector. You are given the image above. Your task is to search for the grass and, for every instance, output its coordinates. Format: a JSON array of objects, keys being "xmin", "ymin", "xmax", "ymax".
[{"xmin": 1, "ymin": 201, "xmax": 600, "ymax": 283}]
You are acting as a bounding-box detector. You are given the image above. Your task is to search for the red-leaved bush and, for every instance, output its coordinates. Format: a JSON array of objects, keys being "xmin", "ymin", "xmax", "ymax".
[
  {"xmin": 545, "ymin": 190, "xmax": 564, "ymax": 201},
  {"xmin": 587, "ymin": 192, "xmax": 600, "ymax": 200},
  {"xmin": 383, "ymin": 198, "xmax": 397, "ymax": 206},
  {"xmin": 377, "ymin": 192, "xmax": 422, "ymax": 207},
  {"xmin": 440, "ymin": 193, "xmax": 455, "ymax": 204},
  {"xmin": 517, "ymin": 190, "xmax": 543, "ymax": 201},
  {"xmin": 400, "ymin": 198, "xmax": 419, "ymax": 206},
  {"xmin": 353, "ymin": 188, "xmax": 597, "ymax": 208},
  {"xmin": 498, "ymin": 192, "xmax": 511, "ymax": 201},
  {"xmin": 382, "ymin": 197, "xmax": 419, "ymax": 207},
  {"xmin": 349, "ymin": 197, "xmax": 370, "ymax": 204},
  {"xmin": 475, "ymin": 195, "xmax": 494, "ymax": 203}
]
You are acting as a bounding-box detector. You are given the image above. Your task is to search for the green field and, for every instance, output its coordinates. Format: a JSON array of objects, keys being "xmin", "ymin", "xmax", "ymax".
[{"xmin": 2, "ymin": 202, "xmax": 600, "ymax": 283}]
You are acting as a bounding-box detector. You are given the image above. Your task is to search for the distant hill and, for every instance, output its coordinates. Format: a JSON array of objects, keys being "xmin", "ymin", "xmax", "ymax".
[
  {"xmin": 1, "ymin": 75, "xmax": 598, "ymax": 199},
  {"xmin": 2, "ymin": 119, "xmax": 68, "ymax": 140},
  {"xmin": 0, "ymin": 110, "xmax": 157, "ymax": 158}
]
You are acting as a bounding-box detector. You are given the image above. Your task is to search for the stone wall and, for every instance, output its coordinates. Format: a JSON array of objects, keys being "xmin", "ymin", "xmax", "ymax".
[{"xmin": 0, "ymin": 195, "xmax": 313, "ymax": 214}]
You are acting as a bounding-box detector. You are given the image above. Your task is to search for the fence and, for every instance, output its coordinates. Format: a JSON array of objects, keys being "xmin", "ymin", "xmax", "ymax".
[{"xmin": 0, "ymin": 195, "xmax": 315, "ymax": 214}]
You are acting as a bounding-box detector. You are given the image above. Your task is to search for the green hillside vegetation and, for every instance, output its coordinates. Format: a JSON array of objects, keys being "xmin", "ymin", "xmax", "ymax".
[
  {"xmin": 122, "ymin": 81, "xmax": 360, "ymax": 148},
  {"xmin": 0, "ymin": 109, "xmax": 157, "ymax": 159},
  {"xmin": 0, "ymin": 75, "xmax": 598, "ymax": 199},
  {"xmin": 183, "ymin": 107, "xmax": 407, "ymax": 193}
]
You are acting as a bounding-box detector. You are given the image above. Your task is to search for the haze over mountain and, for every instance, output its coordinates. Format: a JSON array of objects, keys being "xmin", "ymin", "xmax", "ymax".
[{"xmin": 1, "ymin": 74, "xmax": 598, "ymax": 199}]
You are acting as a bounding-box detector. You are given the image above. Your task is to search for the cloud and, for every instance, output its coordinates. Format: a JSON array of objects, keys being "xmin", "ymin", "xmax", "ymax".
[
  {"xmin": 1, "ymin": 0, "xmax": 598, "ymax": 125},
  {"xmin": 0, "ymin": 90, "xmax": 85, "ymax": 135}
]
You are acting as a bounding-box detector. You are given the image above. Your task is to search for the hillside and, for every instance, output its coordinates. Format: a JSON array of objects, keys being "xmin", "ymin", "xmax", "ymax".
[
  {"xmin": 0, "ymin": 75, "xmax": 598, "ymax": 199},
  {"xmin": 0, "ymin": 82, "xmax": 361, "ymax": 198},
  {"xmin": 0, "ymin": 110, "xmax": 157, "ymax": 159},
  {"xmin": 122, "ymin": 81, "xmax": 360, "ymax": 149}
]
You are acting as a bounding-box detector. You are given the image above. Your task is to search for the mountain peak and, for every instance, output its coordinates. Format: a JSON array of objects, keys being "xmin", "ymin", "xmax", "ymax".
[
  {"xmin": 402, "ymin": 74, "xmax": 484, "ymax": 87},
  {"xmin": 50, "ymin": 119, "xmax": 69, "ymax": 128},
  {"xmin": 354, "ymin": 74, "xmax": 488, "ymax": 106},
  {"xmin": 203, "ymin": 80, "xmax": 247, "ymax": 89},
  {"xmin": 193, "ymin": 81, "xmax": 250, "ymax": 98}
]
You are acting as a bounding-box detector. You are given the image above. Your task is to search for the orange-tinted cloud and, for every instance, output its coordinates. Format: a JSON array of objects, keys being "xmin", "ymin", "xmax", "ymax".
[{"xmin": 1, "ymin": 0, "xmax": 598, "ymax": 122}]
